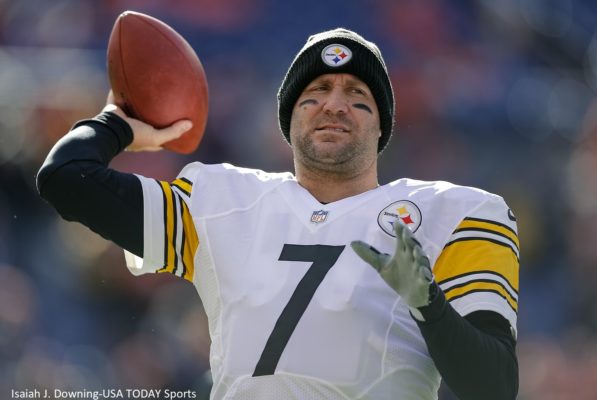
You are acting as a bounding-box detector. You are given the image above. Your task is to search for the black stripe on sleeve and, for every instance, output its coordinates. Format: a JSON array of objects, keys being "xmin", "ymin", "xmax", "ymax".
[
  {"xmin": 171, "ymin": 182, "xmax": 191, "ymax": 197},
  {"xmin": 156, "ymin": 179, "xmax": 169, "ymax": 271},
  {"xmin": 453, "ymin": 227, "xmax": 519, "ymax": 251},
  {"xmin": 179, "ymin": 177, "xmax": 192, "ymax": 186},
  {"xmin": 437, "ymin": 270, "xmax": 519, "ymax": 295},
  {"xmin": 463, "ymin": 217, "xmax": 517, "ymax": 236}
]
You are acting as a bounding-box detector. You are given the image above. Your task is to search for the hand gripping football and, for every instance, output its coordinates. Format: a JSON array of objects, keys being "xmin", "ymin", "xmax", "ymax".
[{"xmin": 107, "ymin": 11, "xmax": 209, "ymax": 154}]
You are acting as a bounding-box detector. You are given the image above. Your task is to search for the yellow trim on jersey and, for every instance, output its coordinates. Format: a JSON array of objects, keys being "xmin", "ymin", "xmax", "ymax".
[
  {"xmin": 154, "ymin": 180, "xmax": 198, "ymax": 282},
  {"xmin": 180, "ymin": 199, "xmax": 198, "ymax": 281},
  {"xmin": 172, "ymin": 178, "xmax": 192, "ymax": 197},
  {"xmin": 443, "ymin": 280, "xmax": 518, "ymax": 312},
  {"xmin": 434, "ymin": 239, "xmax": 519, "ymax": 298},
  {"xmin": 457, "ymin": 218, "xmax": 519, "ymax": 250},
  {"xmin": 158, "ymin": 181, "xmax": 177, "ymax": 274}
]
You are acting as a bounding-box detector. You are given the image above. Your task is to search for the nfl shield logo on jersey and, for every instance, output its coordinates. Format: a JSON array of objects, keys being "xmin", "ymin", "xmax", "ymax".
[
  {"xmin": 310, "ymin": 210, "xmax": 329, "ymax": 223},
  {"xmin": 378, "ymin": 200, "xmax": 422, "ymax": 236}
]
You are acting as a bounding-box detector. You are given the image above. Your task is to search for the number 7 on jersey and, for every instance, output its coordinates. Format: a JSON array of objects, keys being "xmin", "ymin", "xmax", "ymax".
[{"xmin": 253, "ymin": 244, "xmax": 345, "ymax": 376}]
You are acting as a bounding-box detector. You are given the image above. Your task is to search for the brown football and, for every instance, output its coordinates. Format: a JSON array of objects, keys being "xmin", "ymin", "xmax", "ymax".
[{"xmin": 107, "ymin": 11, "xmax": 208, "ymax": 154}]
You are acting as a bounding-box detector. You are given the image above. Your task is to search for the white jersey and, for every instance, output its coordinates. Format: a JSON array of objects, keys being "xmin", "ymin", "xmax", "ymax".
[{"xmin": 125, "ymin": 162, "xmax": 519, "ymax": 400}]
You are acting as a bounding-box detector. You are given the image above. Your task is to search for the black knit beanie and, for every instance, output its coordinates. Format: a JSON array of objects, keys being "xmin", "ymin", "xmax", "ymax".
[{"xmin": 278, "ymin": 28, "xmax": 395, "ymax": 153}]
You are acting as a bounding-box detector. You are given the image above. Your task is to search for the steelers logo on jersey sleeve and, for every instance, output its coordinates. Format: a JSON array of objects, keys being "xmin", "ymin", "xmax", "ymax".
[{"xmin": 378, "ymin": 200, "xmax": 422, "ymax": 236}]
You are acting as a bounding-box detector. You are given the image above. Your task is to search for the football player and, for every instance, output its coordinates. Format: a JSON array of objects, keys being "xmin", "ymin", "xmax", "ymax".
[{"xmin": 37, "ymin": 29, "xmax": 519, "ymax": 399}]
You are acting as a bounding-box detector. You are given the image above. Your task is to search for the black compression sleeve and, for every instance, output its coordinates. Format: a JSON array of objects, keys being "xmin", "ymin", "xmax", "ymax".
[
  {"xmin": 416, "ymin": 286, "xmax": 518, "ymax": 399},
  {"xmin": 36, "ymin": 112, "xmax": 144, "ymax": 257}
]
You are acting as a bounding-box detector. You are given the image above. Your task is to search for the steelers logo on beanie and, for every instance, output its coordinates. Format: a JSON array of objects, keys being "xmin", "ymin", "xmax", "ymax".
[{"xmin": 277, "ymin": 28, "xmax": 395, "ymax": 153}]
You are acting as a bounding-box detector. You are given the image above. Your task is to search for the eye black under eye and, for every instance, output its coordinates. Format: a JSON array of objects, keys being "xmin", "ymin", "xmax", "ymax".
[{"xmin": 353, "ymin": 103, "xmax": 373, "ymax": 114}]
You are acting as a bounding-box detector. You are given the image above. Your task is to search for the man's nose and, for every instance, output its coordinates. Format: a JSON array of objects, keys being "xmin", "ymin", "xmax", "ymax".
[{"xmin": 322, "ymin": 88, "xmax": 349, "ymax": 115}]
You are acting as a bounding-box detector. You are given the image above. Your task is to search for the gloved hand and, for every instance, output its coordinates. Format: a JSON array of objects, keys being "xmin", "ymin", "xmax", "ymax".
[{"xmin": 351, "ymin": 221, "xmax": 434, "ymax": 309}]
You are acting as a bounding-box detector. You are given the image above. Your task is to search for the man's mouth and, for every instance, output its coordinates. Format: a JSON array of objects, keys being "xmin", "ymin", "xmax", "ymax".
[{"xmin": 316, "ymin": 124, "xmax": 350, "ymax": 133}]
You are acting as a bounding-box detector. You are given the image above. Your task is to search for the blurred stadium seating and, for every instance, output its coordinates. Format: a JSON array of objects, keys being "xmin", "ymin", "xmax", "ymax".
[{"xmin": 1, "ymin": 1, "xmax": 596, "ymax": 399}]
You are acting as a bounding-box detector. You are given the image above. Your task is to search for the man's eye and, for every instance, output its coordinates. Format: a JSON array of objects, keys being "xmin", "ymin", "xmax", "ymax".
[{"xmin": 351, "ymin": 88, "xmax": 366, "ymax": 95}]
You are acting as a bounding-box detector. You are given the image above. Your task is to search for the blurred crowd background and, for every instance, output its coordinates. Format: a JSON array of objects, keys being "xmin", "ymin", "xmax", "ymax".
[{"xmin": 0, "ymin": 0, "xmax": 596, "ymax": 399}]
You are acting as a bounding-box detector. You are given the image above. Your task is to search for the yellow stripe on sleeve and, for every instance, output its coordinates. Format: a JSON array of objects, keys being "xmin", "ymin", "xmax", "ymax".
[
  {"xmin": 172, "ymin": 178, "xmax": 192, "ymax": 197},
  {"xmin": 434, "ymin": 239, "xmax": 519, "ymax": 294},
  {"xmin": 457, "ymin": 218, "xmax": 519, "ymax": 250},
  {"xmin": 180, "ymin": 199, "xmax": 198, "ymax": 282}
]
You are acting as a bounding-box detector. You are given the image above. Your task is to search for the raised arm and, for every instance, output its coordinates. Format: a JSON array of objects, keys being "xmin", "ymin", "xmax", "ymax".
[{"xmin": 36, "ymin": 96, "xmax": 191, "ymax": 257}]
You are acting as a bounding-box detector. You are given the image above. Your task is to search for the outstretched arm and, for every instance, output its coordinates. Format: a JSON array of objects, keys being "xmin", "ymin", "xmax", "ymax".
[{"xmin": 351, "ymin": 222, "xmax": 518, "ymax": 400}]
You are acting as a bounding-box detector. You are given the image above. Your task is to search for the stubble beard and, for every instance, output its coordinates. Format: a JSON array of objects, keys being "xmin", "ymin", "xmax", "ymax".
[{"xmin": 292, "ymin": 128, "xmax": 377, "ymax": 180}]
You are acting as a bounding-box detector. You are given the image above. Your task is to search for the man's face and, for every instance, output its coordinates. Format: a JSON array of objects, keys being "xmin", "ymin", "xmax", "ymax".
[{"xmin": 289, "ymin": 73, "xmax": 381, "ymax": 177}]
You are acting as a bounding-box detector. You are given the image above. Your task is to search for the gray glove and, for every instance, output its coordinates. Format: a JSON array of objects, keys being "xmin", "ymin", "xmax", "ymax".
[{"xmin": 351, "ymin": 221, "xmax": 434, "ymax": 309}]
